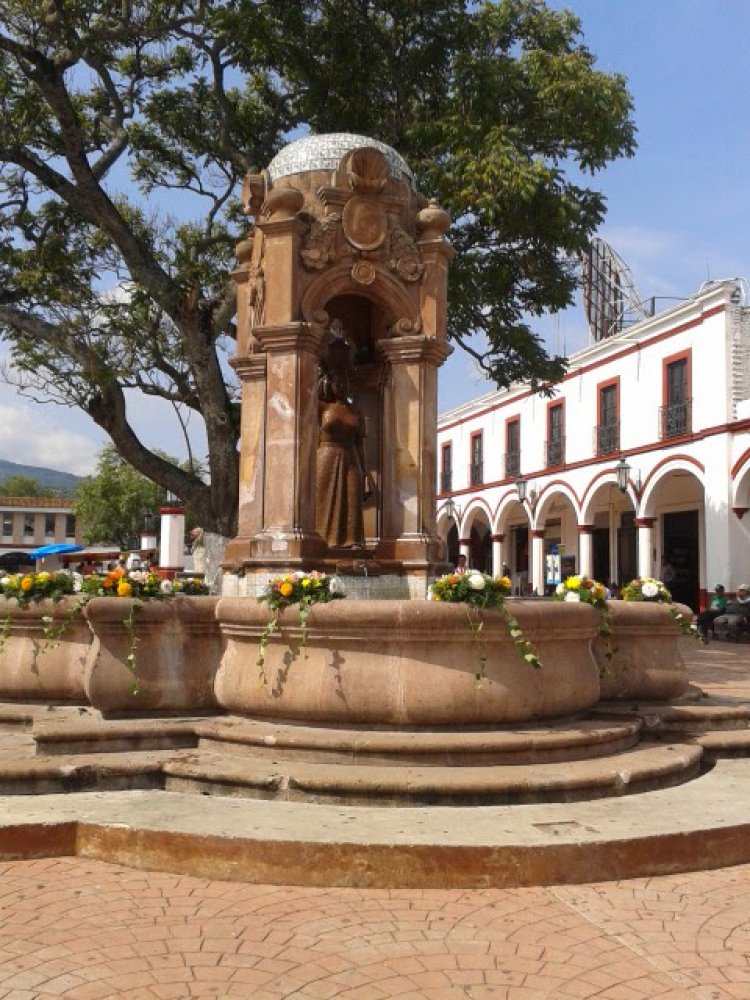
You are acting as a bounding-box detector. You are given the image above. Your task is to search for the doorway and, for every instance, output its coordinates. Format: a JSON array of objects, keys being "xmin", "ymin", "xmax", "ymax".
[{"xmin": 662, "ymin": 510, "xmax": 700, "ymax": 611}]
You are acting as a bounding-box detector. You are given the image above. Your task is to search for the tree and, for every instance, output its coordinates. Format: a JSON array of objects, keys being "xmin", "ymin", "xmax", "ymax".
[
  {"xmin": 0, "ymin": 474, "xmax": 45, "ymax": 497},
  {"xmin": 75, "ymin": 446, "xmax": 165, "ymax": 550},
  {"xmin": 0, "ymin": 1, "xmax": 635, "ymax": 536}
]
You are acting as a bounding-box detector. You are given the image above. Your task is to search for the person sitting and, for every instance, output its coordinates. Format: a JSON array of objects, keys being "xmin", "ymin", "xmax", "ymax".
[
  {"xmin": 696, "ymin": 585, "xmax": 727, "ymax": 639},
  {"xmin": 713, "ymin": 585, "xmax": 750, "ymax": 642}
]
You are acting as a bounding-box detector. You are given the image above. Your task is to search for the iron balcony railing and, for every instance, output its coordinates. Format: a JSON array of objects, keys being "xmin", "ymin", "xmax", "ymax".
[
  {"xmin": 469, "ymin": 461, "xmax": 484, "ymax": 486},
  {"xmin": 595, "ymin": 422, "xmax": 620, "ymax": 456},
  {"xmin": 440, "ymin": 470, "xmax": 452, "ymax": 493},
  {"xmin": 545, "ymin": 436, "xmax": 565, "ymax": 467},
  {"xmin": 504, "ymin": 451, "xmax": 521, "ymax": 479},
  {"xmin": 659, "ymin": 399, "xmax": 692, "ymax": 439}
]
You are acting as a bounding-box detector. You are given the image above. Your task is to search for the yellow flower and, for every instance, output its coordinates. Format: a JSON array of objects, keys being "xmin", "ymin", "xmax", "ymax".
[
  {"xmin": 498, "ymin": 576, "xmax": 511, "ymax": 590},
  {"xmin": 301, "ymin": 578, "xmax": 312, "ymax": 589},
  {"xmin": 279, "ymin": 581, "xmax": 293, "ymax": 598},
  {"xmin": 117, "ymin": 581, "xmax": 132, "ymax": 597},
  {"xmin": 37, "ymin": 572, "xmax": 50, "ymax": 582},
  {"xmin": 567, "ymin": 576, "xmax": 581, "ymax": 590},
  {"xmin": 20, "ymin": 576, "xmax": 34, "ymax": 592}
]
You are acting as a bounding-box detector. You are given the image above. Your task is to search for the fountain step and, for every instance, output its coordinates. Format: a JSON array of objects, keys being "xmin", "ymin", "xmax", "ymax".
[
  {"xmin": 0, "ymin": 749, "xmax": 172, "ymax": 795},
  {"xmin": 193, "ymin": 716, "xmax": 642, "ymax": 767},
  {"xmin": 695, "ymin": 729, "xmax": 750, "ymax": 759},
  {"xmin": 163, "ymin": 742, "xmax": 703, "ymax": 806},
  {"xmin": 32, "ymin": 717, "xmax": 209, "ymax": 756},
  {"xmin": 593, "ymin": 700, "xmax": 750, "ymax": 733}
]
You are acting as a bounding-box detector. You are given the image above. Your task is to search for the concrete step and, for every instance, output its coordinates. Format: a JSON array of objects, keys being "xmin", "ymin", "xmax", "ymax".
[
  {"xmin": 163, "ymin": 742, "xmax": 703, "ymax": 806},
  {"xmin": 193, "ymin": 715, "xmax": 642, "ymax": 767}
]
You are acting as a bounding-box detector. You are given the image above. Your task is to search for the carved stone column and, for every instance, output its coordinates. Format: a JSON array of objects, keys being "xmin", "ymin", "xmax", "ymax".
[
  {"xmin": 248, "ymin": 323, "xmax": 328, "ymax": 564},
  {"xmin": 376, "ymin": 335, "xmax": 452, "ymax": 570}
]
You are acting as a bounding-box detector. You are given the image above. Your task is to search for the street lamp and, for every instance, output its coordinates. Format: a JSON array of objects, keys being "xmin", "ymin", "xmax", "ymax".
[
  {"xmin": 516, "ymin": 477, "xmax": 537, "ymax": 504},
  {"xmin": 444, "ymin": 497, "xmax": 461, "ymax": 522},
  {"xmin": 615, "ymin": 458, "xmax": 631, "ymax": 493}
]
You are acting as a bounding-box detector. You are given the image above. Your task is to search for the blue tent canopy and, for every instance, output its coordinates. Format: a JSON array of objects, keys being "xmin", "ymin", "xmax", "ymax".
[{"xmin": 29, "ymin": 543, "xmax": 84, "ymax": 559}]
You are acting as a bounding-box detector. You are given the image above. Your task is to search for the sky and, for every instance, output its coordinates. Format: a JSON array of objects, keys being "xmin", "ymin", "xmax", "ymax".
[{"xmin": 1, "ymin": 0, "xmax": 749, "ymax": 476}]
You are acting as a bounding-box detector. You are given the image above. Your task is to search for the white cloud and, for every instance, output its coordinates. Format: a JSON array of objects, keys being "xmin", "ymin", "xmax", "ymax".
[{"xmin": 0, "ymin": 402, "xmax": 103, "ymax": 476}]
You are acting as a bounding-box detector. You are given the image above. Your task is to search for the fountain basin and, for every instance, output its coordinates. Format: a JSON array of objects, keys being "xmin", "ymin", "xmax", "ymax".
[
  {"xmin": 83, "ymin": 597, "xmax": 222, "ymax": 716},
  {"xmin": 215, "ymin": 598, "xmax": 600, "ymax": 725},
  {"xmin": 0, "ymin": 596, "xmax": 90, "ymax": 702},
  {"xmin": 594, "ymin": 601, "xmax": 691, "ymax": 701}
]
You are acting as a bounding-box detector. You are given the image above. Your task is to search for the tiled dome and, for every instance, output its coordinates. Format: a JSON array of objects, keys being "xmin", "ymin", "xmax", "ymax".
[{"xmin": 267, "ymin": 133, "xmax": 415, "ymax": 187}]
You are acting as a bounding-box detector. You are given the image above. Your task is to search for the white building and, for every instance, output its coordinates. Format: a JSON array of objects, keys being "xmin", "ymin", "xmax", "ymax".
[{"xmin": 436, "ymin": 279, "xmax": 750, "ymax": 611}]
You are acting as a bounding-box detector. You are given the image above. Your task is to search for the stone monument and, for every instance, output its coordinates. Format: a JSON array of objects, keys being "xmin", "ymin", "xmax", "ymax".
[{"xmin": 222, "ymin": 133, "xmax": 454, "ymax": 598}]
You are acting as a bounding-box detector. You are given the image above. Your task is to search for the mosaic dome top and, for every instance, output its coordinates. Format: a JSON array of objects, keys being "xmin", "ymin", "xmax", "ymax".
[{"xmin": 267, "ymin": 133, "xmax": 415, "ymax": 187}]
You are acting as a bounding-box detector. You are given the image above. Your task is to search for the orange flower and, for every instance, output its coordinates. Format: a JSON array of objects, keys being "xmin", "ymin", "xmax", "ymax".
[
  {"xmin": 117, "ymin": 580, "xmax": 132, "ymax": 597},
  {"xmin": 20, "ymin": 576, "xmax": 34, "ymax": 592},
  {"xmin": 279, "ymin": 581, "xmax": 293, "ymax": 598},
  {"xmin": 102, "ymin": 577, "xmax": 114, "ymax": 589}
]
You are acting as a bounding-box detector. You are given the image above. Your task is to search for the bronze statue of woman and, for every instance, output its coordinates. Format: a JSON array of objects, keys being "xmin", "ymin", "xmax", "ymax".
[{"xmin": 315, "ymin": 337, "xmax": 371, "ymax": 549}]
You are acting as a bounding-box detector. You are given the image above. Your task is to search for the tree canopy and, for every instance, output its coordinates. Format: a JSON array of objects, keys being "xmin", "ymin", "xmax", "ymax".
[
  {"xmin": 74, "ymin": 445, "xmax": 165, "ymax": 549},
  {"xmin": 0, "ymin": 0, "xmax": 636, "ymax": 535},
  {"xmin": 0, "ymin": 474, "xmax": 45, "ymax": 497}
]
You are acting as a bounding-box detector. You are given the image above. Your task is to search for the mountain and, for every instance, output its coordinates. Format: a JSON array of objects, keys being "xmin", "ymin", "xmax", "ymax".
[{"xmin": 0, "ymin": 458, "xmax": 82, "ymax": 497}]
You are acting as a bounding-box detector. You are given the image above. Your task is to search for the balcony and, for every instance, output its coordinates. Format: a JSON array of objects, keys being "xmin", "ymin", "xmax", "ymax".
[
  {"xmin": 659, "ymin": 399, "xmax": 692, "ymax": 439},
  {"xmin": 440, "ymin": 470, "xmax": 452, "ymax": 493},
  {"xmin": 469, "ymin": 462, "xmax": 484, "ymax": 486},
  {"xmin": 595, "ymin": 422, "xmax": 619, "ymax": 456},
  {"xmin": 504, "ymin": 451, "xmax": 521, "ymax": 479},
  {"xmin": 545, "ymin": 436, "xmax": 565, "ymax": 467}
]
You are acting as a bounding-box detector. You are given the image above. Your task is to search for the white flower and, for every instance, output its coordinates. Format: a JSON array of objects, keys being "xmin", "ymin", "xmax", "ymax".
[
  {"xmin": 467, "ymin": 573, "xmax": 486, "ymax": 591},
  {"xmin": 0, "ymin": 577, "xmax": 10, "ymax": 588},
  {"xmin": 555, "ymin": 583, "xmax": 566, "ymax": 595},
  {"xmin": 293, "ymin": 571, "xmax": 306, "ymax": 580},
  {"xmin": 72, "ymin": 573, "xmax": 83, "ymax": 593},
  {"xmin": 642, "ymin": 581, "xmax": 659, "ymax": 599},
  {"xmin": 427, "ymin": 585, "xmax": 435, "ymax": 601},
  {"xmin": 160, "ymin": 579, "xmax": 173, "ymax": 594},
  {"xmin": 328, "ymin": 576, "xmax": 346, "ymax": 596},
  {"xmin": 564, "ymin": 591, "xmax": 581, "ymax": 602}
]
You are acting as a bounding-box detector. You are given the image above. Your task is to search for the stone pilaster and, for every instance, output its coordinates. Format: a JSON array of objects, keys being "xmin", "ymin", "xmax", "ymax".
[{"xmin": 375, "ymin": 335, "xmax": 452, "ymax": 569}]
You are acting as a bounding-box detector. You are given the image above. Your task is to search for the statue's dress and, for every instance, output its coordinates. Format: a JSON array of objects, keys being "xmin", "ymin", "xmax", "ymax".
[{"xmin": 316, "ymin": 400, "xmax": 365, "ymax": 548}]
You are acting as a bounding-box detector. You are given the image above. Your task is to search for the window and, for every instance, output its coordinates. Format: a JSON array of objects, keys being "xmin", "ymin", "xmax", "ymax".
[
  {"xmin": 505, "ymin": 419, "xmax": 520, "ymax": 478},
  {"xmin": 65, "ymin": 514, "xmax": 76, "ymax": 539},
  {"xmin": 2, "ymin": 513, "xmax": 11, "ymax": 539},
  {"xmin": 596, "ymin": 382, "xmax": 619, "ymax": 454},
  {"xmin": 440, "ymin": 442, "xmax": 452, "ymax": 493},
  {"xmin": 23, "ymin": 514, "xmax": 35, "ymax": 538},
  {"xmin": 661, "ymin": 354, "xmax": 691, "ymax": 438},
  {"xmin": 469, "ymin": 432, "xmax": 483, "ymax": 486},
  {"xmin": 546, "ymin": 403, "xmax": 565, "ymax": 466},
  {"xmin": 44, "ymin": 514, "xmax": 55, "ymax": 538}
]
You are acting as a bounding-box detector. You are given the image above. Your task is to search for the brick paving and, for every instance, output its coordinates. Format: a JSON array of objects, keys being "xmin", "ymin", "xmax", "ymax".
[
  {"xmin": 1, "ymin": 858, "xmax": 749, "ymax": 998},
  {"xmin": 0, "ymin": 639, "xmax": 747, "ymax": 999}
]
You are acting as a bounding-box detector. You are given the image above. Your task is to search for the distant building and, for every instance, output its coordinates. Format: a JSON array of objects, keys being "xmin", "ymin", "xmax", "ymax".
[
  {"xmin": 0, "ymin": 496, "xmax": 81, "ymax": 571},
  {"xmin": 436, "ymin": 279, "xmax": 750, "ymax": 611}
]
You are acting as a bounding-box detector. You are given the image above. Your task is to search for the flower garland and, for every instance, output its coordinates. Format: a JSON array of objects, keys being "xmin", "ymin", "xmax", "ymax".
[
  {"xmin": 428, "ymin": 571, "xmax": 540, "ymax": 679},
  {"xmin": 552, "ymin": 575, "xmax": 614, "ymax": 665},
  {"xmin": 256, "ymin": 571, "xmax": 346, "ymax": 683},
  {"xmin": 621, "ymin": 576, "xmax": 700, "ymax": 640},
  {"xmin": 0, "ymin": 571, "xmax": 80, "ymax": 660}
]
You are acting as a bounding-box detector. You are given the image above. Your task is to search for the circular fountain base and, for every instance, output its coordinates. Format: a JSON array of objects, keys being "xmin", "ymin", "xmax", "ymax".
[{"xmin": 214, "ymin": 599, "xmax": 601, "ymax": 725}]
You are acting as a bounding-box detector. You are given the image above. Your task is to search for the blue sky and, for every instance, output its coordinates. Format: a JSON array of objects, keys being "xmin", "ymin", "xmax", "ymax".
[
  {"xmin": 439, "ymin": 0, "xmax": 750, "ymax": 410},
  {"xmin": 1, "ymin": 0, "xmax": 748, "ymax": 474}
]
